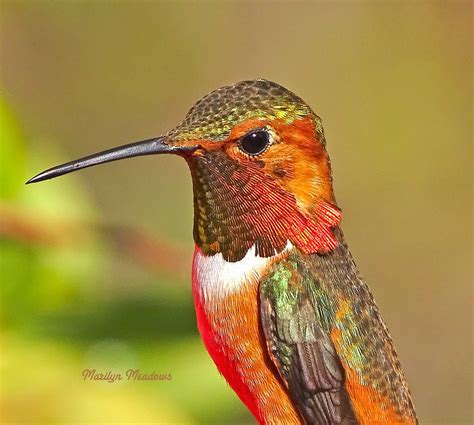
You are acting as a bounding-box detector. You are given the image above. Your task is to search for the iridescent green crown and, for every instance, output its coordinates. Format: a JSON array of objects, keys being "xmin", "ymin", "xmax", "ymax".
[{"xmin": 169, "ymin": 79, "xmax": 316, "ymax": 141}]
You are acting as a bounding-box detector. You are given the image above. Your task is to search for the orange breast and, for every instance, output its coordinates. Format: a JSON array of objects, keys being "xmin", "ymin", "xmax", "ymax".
[{"xmin": 192, "ymin": 258, "xmax": 301, "ymax": 424}]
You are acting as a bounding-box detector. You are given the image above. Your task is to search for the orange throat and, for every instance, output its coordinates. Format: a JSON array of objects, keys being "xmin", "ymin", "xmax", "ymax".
[{"xmin": 191, "ymin": 244, "xmax": 301, "ymax": 424}]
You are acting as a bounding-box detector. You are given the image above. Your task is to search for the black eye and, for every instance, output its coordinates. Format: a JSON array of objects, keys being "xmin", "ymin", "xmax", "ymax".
[{"xmin": 239, "ymin": 130, "xmax": 270, "ymax": 156}]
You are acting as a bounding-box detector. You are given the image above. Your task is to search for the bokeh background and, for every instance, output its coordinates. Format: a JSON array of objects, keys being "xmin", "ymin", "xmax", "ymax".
[{"xmin": 0, "ymin": 1, "xmax": 471, "ymax": 424}]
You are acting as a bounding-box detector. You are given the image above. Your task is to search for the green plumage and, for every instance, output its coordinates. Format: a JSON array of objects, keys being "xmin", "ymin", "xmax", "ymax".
[
  {"xmin": 169, "ymin": 79, "xmax": 311, "ymax": 141},
  {"xmin": 260, "ymin": 227, "xmax": 417, "ymax": 424}
]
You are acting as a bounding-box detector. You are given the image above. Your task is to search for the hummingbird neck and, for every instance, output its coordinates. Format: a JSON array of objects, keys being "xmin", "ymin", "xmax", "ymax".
[{"xmin": 187, "ymin": 148, "xmax": 342, "ymax": 262}]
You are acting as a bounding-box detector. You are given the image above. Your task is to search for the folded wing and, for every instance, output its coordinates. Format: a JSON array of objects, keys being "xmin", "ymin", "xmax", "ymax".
[{"xmin": 260, "ymin": 258, "xmax": 358, "ymax": 425}]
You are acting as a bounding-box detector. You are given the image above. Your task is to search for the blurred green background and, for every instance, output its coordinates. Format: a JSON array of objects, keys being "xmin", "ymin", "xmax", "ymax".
[{"xmin": 0, "ymin": 1, "xmax": 471, "ymax": 424}]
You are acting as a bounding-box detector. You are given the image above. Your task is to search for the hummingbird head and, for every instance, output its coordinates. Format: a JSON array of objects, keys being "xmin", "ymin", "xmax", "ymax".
[{"xmin": 28, "ymin": 79, "xmax": 341, "ymax": 262}]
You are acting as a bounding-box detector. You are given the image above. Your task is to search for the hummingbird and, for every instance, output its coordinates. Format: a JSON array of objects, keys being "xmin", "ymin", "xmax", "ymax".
[{"xmin": 28, "ymin": 79, "xmax": 417, "ymax": 424}]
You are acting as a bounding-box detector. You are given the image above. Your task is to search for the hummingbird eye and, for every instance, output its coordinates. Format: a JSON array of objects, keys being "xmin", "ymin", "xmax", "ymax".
[{"xmin": 239, "ymin": 130, "xmax": 271, "ymax": 156}]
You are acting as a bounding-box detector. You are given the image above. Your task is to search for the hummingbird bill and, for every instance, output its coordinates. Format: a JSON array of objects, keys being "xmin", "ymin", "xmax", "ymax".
[{"xmin": 28, "ymin": 80, "xmax": 417, "ymax": 424}]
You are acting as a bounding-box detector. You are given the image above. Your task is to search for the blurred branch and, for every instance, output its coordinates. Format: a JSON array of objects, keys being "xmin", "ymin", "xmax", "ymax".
[
  {"xmin": 103, "ymin": 223, "xmax": 189, "ymax": 279},
  {"xmin": 0, "ymin": 204, "xmax": 77, "ymax": 246},
  {"xmin": 0, "ymin": 203, "xmax": 189, "ymax": 279}
]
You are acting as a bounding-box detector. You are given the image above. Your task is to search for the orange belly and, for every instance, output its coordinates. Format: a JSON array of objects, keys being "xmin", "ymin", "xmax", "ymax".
[{"xmin": 192, "ymin": 260, "xmax": 301, "ymax": 424}]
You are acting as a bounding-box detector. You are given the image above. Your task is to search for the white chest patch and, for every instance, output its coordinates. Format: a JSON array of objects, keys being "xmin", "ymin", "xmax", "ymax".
[{"xmin": 193, "ymin": 242, "xmax": 293, "ymax": 303}]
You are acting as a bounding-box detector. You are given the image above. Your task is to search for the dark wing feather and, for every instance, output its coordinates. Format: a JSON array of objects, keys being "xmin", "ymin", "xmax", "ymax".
[{"xmin": 260, "ymin": 258, "xmax": 358, "ymax": 425}]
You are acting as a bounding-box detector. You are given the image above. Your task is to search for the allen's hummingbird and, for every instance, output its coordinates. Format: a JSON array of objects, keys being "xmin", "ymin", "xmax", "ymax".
[{"xmin": 28, "ymin": 80, "xmax": 417, "ymax": 424}]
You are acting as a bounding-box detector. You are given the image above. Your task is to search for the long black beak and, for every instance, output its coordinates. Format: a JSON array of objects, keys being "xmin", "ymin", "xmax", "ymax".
[{"xmin": 27, "ymin": 137, "xmax": 196, "ymax": 184}]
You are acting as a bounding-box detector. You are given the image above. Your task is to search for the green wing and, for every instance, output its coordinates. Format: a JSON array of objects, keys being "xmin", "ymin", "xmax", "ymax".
[{"xmin": 259, "ymin": 255, "xmax": 358, "ymax": 425}]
